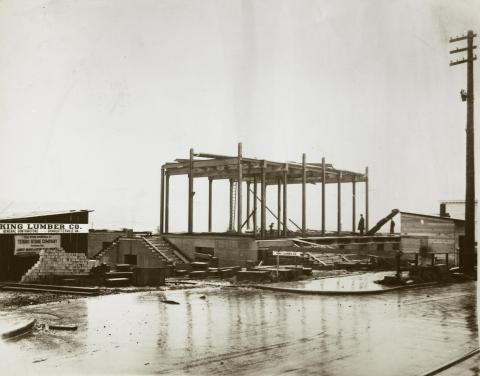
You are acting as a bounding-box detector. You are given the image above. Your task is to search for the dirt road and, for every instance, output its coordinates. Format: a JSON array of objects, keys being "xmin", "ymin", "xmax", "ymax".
[{"xmin": 0, "ymin": 282, "xmax": 477, "ymax": 375}]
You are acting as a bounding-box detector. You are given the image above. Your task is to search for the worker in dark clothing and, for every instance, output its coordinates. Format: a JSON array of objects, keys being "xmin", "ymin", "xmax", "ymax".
[
  {"xmin": 269, "ymin": 222, "xmax": 274, "ymax": 236},
  {"xmin": 358, "ymin": 214, "xmax": 365, "ymax": 236},
  {"xmin": 395, "ymin": 250, "xmax": 403, "ymax": 278},
  {"xmin": 390, "ymin": 219, "xmax": 395, "ymax": 234}
]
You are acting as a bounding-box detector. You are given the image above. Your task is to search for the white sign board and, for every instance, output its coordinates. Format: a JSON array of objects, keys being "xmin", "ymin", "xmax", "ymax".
[
  {"xmin": 14, "ymin": 235, "xmax": 61, "ymax": 256},
  {"xmin": 272, "ymin": 251, "xmax": 303, "ymax": 257},
  {"xmin": 0, "ymin": 223, "xmax": 89, "ymax": 234}
]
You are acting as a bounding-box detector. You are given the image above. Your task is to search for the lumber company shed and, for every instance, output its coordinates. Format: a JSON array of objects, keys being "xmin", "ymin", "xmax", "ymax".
[{"xmin": 0, "ymin": 210, "xmax": 91, "ymax": 281}]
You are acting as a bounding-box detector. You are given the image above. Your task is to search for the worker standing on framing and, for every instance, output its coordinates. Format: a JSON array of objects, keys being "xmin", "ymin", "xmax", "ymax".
[{"xmin": 358, "ymin": 214, "xmax": 365, "ymax": 236}]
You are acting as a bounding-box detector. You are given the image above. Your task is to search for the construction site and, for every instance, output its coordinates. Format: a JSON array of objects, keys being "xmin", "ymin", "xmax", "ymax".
[{"xmin": 0, "ymin": 2, "xmax": 478, "ymax": 375}]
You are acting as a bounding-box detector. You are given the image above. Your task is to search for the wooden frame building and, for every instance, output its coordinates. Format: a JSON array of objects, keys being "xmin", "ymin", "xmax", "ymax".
[{"xmin": 160, "ymin": 143, "xmax": 369, "ymax": 239}]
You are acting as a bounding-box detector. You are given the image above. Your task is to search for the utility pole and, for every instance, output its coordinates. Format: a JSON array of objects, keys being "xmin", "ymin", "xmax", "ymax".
[{"xmin": 449, "ymin": 30, "xmax": 477, "ymax": 277}]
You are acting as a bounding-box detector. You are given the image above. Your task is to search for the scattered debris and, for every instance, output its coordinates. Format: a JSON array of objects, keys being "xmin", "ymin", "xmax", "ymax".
[
  {"xmin": 33, "ymin": 358, "xmax": 47, "ymax": 363},
  {"xmin": 160, "ymin": 299, "xmax": 180, "ymax": 305},
  {"xmin": 49, "ymin": 324, "xmax": 78, "ymax": 331}
]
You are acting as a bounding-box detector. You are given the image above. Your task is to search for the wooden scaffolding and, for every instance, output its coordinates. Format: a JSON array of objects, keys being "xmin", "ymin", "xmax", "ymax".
[{"xmin": 160, "ymin": 143, "xmax": 369, "ymax": 239}]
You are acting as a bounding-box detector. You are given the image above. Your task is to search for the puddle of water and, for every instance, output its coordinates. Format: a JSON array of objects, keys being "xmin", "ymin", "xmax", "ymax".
[
  {"xmin": 0, "ymin": 283, "xmax": 476, "ymax": 376},
  {"xmin": 272, "ymin": 271, "xmax": 398, "ymax": 291}
]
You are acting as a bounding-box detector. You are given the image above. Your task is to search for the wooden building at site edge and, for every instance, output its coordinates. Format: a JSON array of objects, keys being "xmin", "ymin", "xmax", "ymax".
[{"xmin": 0, "ymin": 210, "xmax": 91, "ymax": 281}]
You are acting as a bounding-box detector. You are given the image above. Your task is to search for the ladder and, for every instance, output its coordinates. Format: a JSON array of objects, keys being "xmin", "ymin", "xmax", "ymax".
[{"xmin": 229, "ymin": 179, "xmax": 237, "ymax": 231}]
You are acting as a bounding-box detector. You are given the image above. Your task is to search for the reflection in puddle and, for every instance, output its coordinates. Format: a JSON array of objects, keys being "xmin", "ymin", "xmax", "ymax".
[{"xmin": 0, "ymin": 283, "xmax": 477, "ymax": 376}]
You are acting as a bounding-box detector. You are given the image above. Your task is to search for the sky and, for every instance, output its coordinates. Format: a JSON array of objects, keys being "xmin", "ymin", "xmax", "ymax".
[{"xmin": 0, "ymin": 0, "xmax": 479, "ymax": 232}]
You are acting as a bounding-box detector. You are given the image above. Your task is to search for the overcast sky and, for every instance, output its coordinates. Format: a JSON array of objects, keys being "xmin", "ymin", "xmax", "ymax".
[{"xmin": 0, "ymin": 0, "xmax": 479, "ymax": 232}]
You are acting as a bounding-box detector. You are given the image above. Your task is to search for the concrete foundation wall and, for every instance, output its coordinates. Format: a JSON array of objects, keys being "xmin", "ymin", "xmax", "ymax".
[
  {"xmin": 166, "ymin": 235, "xmax": 258, "ymax": 267},
  {"xmin": 88, "ymin": 232, "xmax": 123, "ymax": 258},
  {"xmin": 100, "ymin": 238, "xmax": 165, "ymax": 268}
]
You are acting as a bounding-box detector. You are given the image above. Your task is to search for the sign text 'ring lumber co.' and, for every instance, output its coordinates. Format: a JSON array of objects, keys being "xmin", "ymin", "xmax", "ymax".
[{"xmin": 0, "ymin": 223, "xmax": 89, "ymax": 234}]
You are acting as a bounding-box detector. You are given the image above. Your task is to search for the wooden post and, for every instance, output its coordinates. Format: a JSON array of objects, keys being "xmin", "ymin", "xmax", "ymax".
[
  {"xmin": 337, "ymin": 172, "xmax": 342, "ymax": 235},
  {"xmin": 253, "ymin": 176, "xmax": 258, "ymax": 237},
  {"xmin": 302, "ymin": 153, "xmax": 306, "ymax": 237},
  {"xmin": 208, "ymin": 177, "xmax": 213, "ymax": 232},
  {"xmin": 449, "ymin": 30, "xmax": 476, "ymax": 277},
  {"xmin": 277, "ymin": 178, "xmax": 281, "ymax": 237},
  {"xmin": 322, "ymin": 157, "xmax": 326, "ymax": 236},
  {"xmin": 445, "ymin": 253, "xmax": 449, "ymax": 267},
  {"xmin": 246, "ymin": 181, "xmax": 251, "ymax": 230},
  {"xmin": 188, "ymin": 148, "xmax": 194, "ymax": 233},
  {"xmin": 229, "ymin": 179, "xmax": 234, "ymax": 231},
  {"xmin": 283, "ymin": 164, "xmax": 288, "ymax": 237},
  {"xmin": 160, "ymin": 168, "xmax": 165, "ymax": 234},
  {"xmin": 261, "ymin": 161, "xmax": 267, "ymax": 239},
  {"xmin": 365, "ymin": 166, "xmax": 369, "ymax": 232},
  {"xmin": 165, "ymin": 173, "xmax": 170, "ymax": 233},
  {"xmin": 237, "ymin": 142, "xmax": 243, "ymax": 234},
  {"xmin": 352, "ymin": 176, "xmax": 356, "ymax": 234}
]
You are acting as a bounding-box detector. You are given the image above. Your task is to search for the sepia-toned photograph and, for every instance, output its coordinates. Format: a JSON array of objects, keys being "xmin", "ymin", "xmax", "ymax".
[{"xmin": 0, "ymin": 1, "xmax": 478, "ymax": 375}]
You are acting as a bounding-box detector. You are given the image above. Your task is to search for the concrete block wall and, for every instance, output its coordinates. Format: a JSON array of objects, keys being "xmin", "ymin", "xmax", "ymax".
[{"xmin": 21, "ymin": 248, "xmax": 90, "ymax": 283}]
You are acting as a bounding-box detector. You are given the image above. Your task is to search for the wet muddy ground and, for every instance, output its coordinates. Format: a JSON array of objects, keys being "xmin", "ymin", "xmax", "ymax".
[{"xmin": 0, "ymin": 281, "xmax": 477, "ymax": 375}]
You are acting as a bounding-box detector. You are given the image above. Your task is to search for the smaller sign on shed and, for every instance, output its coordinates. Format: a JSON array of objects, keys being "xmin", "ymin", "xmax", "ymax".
[
  {"xmin": 272, "ymin": 251, "xmax": 303, "ymax": 257},
  {"xmin": 14, "ymin": 235, "xmax": 61, "ymax": 256}
]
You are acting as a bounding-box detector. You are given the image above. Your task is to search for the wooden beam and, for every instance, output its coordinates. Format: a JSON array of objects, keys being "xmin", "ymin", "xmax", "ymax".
[
  {"xmin": 246, "ymin": 181, "xmax": 251, "ymax": 230},
  {"xmin": 188, "ymin": 148, "xmax": 194, "ymax": 233},
  {"xmin": 352, "ymin": 176, "xmax": 356, "ymax": 235},
  {"xmin": 302, "ymin": 153, "xmax": 306, "ymax": 237},
  {"xmin": 365, "ymin": 166, "xmax": 369, "ymax": 231},
  {"xmin": 208, "ymin": 177, "xmax": 212, "ymax": 232},
  {"xmin": 237, "ymin": 142, "xmax": 243, "ymax": 234},
  {"xmin": 165, "ymin": 173, "xmax": 170, "ymax": 233},
  {"xmin": 283, "ymin": 164, "xmax": 288, "ymax": 237},
  {"xmin": 261, "ymin": 161, "xmax": 267, "ymax": 238},
  {"xmin": 337, "ymin": 172, "xmax": 342, "ymax": 235},
  {"xmin": 160, "ymin": 168, "xmax": 165, "ymax": 234},
  {"xmin": 322, "ymin": 157, "xmax": 326, "ymax": 236},
  {"xmin": 193, "ymin": 152, "xmax": 233, "ymax": 159},
  {"xmin": 229, "ymin": 178, "xmax": 234, "ymax": 231},
  {"xmin": 253, "ymin": 176, "xmax": 258, "ymax": 236},
  {"xmin": 277, "ymin": 178, "xmax": 281, "ymax": 236}
]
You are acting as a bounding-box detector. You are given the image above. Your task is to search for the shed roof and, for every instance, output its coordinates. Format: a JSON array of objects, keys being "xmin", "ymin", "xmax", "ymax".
[
  {"xmin": 400, "ymin": 211, "xmax": 465, "ymax": 223},
  {"xmin": 0, "ymin": 210, "xmax": 93, "ymax": 221}
]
